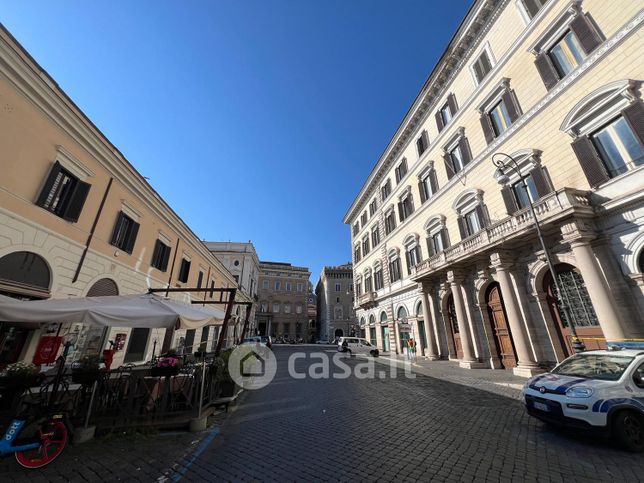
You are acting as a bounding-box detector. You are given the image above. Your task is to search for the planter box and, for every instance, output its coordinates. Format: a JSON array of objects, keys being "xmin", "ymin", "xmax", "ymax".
[{"xmin": 151, "ymin": 365, "xmax": 179, "ymax": 377}]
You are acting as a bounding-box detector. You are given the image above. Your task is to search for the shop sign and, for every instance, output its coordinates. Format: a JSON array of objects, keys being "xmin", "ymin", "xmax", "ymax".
[{"xmin": 398, "ymin": 323, "xmax": 412, "ymax": 333}]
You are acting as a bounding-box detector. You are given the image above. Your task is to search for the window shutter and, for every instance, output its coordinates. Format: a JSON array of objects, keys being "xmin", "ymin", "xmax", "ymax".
[
  {"xmin": 409, "ymin": 195, "xmax": 415, "ymax": 213},
  {"xmin": 62, "ymin": 180, "xmax": 91, "ymax": 222},
  {"xmin": 570, "ymin": 13, "xmax": 602, "ymax": 55},
  {"xmin": 397, "ymin": 202, "xmax": 404, "ymax": 221},
  {"xmin": 440, "ymin": 228, "xmax": 450, "ymax": 249},
  {"xmin": 429, "ymin": 169, "xmax": 439, "ymax": 194},
  {"xmin": 480, "ymin": 114, "xmax": 496, "ymax": 145},
  {"xmin": 405, "ymin": 251, "xmax": 411, "ymax": 274},
  {"xmin": 622, "ymin": 101, "xmax": 644, "ymax": 146},
  {"xmin": 426, "ymin": 237, "xmax": 435, "ymax": 257},
  {"xmin": 152, "ymin": 241, "xmax": 162, "ymax": 269},
  {"xmin": 162, "ymin": 247, "xmax": 171, "ymax": 272},
  {"xmin": 534, "ymin": 53, "xmax": 559, "ymax": 91},
  {"xmin": 501, "ymin": 186, "xmax": 518, "ymax": 215},
  {"xmin": 502, "ymin": 90, "xmax": 521, "ymax": 122},
  {"xmin": 459, "ymin": 137, "xmax": 473, "ymax": 166},
  {"xmin": 447, "ymin": 93, "xmax": 458, "ymax": 116},
  {"xmin": 523, "ymin": 0, "xmax": 541, "ymax": 19},
  {"xmin": 475, "ymin": 204, "xmax": 487, "ymax": 228},
  {"xmin": 395, "ymin": 167, "xmax": 400, "ymax": 183},
  {"xmin": 415, "ymin": 245, "xmax": 422, "ymax": 262},
  {"xmin": 529, "ymin": 166, "xmax": 551, "ymax": 198},
  {"xmin": 36, "ymin": 161, "xmax": 63, "ymax": 207},
  {"xmin": 443, "ymin": 153, "xmax": 455, "ymax": 180},
  {"xmin": 418, "ymin": 180, "xmax": 427, "ymax": 203},
  {"xmin": 110, "ymin": 212, "xmax": 125, "ymax": 246},
  {"xmin": 457, "ymin": 216, "xmax": 467, "ymax": 239},
  {"xmin": 571, "ymin": 136, "xmax": 609, "ymax": 187},
  {"xmin": 435, "ymin": 110, "xmax": 444, "ymax": 133},
  {"xmin": 124, "ymin": 221, "xmax": 140, "ymax": 254}
]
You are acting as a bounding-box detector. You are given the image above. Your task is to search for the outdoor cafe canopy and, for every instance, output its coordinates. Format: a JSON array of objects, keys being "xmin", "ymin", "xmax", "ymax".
[{"xmin": 0, "ymin": 293, "xmax": 226, "ymax": 330}]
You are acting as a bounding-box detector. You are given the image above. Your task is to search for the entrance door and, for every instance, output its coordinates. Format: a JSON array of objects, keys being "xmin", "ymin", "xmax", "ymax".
[
  {"xmin": 382, "ymin": 326, "xmax": 390, "ymax": 352},
  {"xmin": 447, "ymin": 295, "xmax": 463, "ymax": 359},
  {"xmin": 486, "ymin": 284, "xmax": 517, "ymax": 369},
  {"xmin": 417, "ymin": 320, "xmax": 427, "ymax": 355},
  {"xmin": 124, "ymin": 328, "xmax": 150, "ymax": 363},
  {"xmin": 544, "ymin": 264, "xmax": 605, "ymax": 356}
]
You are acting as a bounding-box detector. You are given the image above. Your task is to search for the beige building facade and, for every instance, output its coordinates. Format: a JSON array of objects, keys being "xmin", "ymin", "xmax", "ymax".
[
  {"xmin": 344, "ymin": 0, "xmax": 644, "ymax": 376},
  {"xmin": 315, "ymin": 264, "xmax": 357, "ymax": 343},
  {"xmin": 0, "ymin": 24, "xmax": 246, "ymax": 368}
]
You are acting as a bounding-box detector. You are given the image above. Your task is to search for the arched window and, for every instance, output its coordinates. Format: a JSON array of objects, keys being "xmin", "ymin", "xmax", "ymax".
[
  {"xmin": 396, "ymin": 306, "xmax": 408, "ymax": 321},
  {"xmin": 424, "ymin": 215, "xmax": 449, "ymax": 256},
  {"xmin": 368, "ymin": 314, "xmax": 376, "ymax": 326},
  {"xmin": 562, "ymin": 80, "xmax": 644, "ymax": 186},
  {"xmin": 388, "ymin": 249, "xmax": 402, "ymax": 283},
  {"xmin": 453, "ymin": 190, "xmax": 488, "ymax": 240},
  {"xmin": 373, "ymin": 261, "xmax": 383, "ymax": 290},
  {"xmin": 360, "ymin": 317, "xmax": 366, "ymax": 327},
  {"xmin": 0, "ymin": 251, "xmax": 51, "ymax": 298},
  {"xmin": 87, "ymin": 278, "xmax": 119, "ymax": 297},
  {"xmin": 380, "ymin": 311, "xmax": 388, "ymax": 323},
  {"xmin": 416, "ymin": 301, "xmax": 423, "ymax": 317},
  {"xmin": 403, "ymin": 234, "xmax": 422, "ymax": 275}
]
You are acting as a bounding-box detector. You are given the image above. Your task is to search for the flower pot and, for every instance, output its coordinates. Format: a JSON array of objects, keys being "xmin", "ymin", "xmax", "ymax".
[
  {"xmin": 72, "ymin": 370, "xmax": 100, "ymax": 385},
  {"xmin": 151, "ymin": 365, "xmax": 179, "ymax": 377}
]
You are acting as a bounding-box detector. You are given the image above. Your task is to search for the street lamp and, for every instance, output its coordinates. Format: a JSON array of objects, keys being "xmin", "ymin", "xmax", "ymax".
[{"xmin": 492, "ymin": 152, "xmax": 585, "ymax": 353}]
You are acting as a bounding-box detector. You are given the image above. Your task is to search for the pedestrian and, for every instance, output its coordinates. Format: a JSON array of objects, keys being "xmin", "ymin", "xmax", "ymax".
[{"xmin": 408, "ymin": 338, "xmax": 416, "ymax": 361}]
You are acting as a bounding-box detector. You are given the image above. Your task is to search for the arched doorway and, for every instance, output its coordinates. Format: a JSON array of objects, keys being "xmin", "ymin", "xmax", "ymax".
[
  {"xmin": 446, "ymin": 294, "xmax": 463, "ymax": 359},
  {"xmin": 334, "ymin": 328, "xmax": 344, "ymax": 338},
  {"xmin": 486, "ymin": 283, "xmax": 517, "ymax": 369},
  {"xmin": 544, "ymin": 263, "xmax": 604, "ymax": 356},
  {"xmin": 397, "ymin": 306, "xmax": 410, "ymax": 352},
  {"xmin": 380, "ymin": 311, "xmax": 390, "ymax": 352}
]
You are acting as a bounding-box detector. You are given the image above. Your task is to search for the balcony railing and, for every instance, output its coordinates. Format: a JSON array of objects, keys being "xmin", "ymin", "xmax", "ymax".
[
  {"xmin": 358, "ymin": 291, "xmax": 378, "ymax": 309},
  {"xmin": 412, "ymin": 188, "xmax": 592, "ymax": 279}
]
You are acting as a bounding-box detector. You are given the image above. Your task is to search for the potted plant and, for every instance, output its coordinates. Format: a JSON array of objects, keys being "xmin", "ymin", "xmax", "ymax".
[
  {"xmin": 214, "ymin": 348, "xmax": 237, "ymax": 397},
  {"xmin": 71, "ymin": 355, "xmax": 101, "ymax": 385},
  {"xmin": 151, "ymin": 355, "xmax": 181, "ymax": 377}
]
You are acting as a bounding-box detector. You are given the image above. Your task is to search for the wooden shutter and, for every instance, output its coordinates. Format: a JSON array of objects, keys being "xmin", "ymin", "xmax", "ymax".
[
  {"xmin": 459, "ymin": 137, "xmax": 473, "ymax": 166},
  {"xmin": 426, "ymin": 237, "xmax": 435, "ymax": 257},
  {"xmin": 622, "ymin": 101, "xmax": 644, "ymax": 146},
  {"xmin": 36, "ymin": 161, "xmax": 63, "ymax": 207},
  {"xmin": 435, "ymin": 110, "xmax": 444, "ymax": 133},
  {"xmin": 443, "ymin": 153, "xmax": 454, "ymax": 180},
  {"xmin": 571, "ymin": 136, "xmax": 609, "ymax": 187},
  {"xmin": 124, "ymin": 221, "xmax": 139, "ymax": 254},
  {"xmin": 534, "ymin": 53, "xmax": 559, "ymax": 91},
  {"xmin": 418, "ymin": 180, "xmax": 427, "ymax": 203},
  {"xmin": 110, "ymin": 212, "xmax": 125, "ymax": 246},
  {"xmin": 395, "ymin": 167, "xmax": 401, "ymax": 183},
  {"xmin": 397, "ymin": 202, "xmax": 404, "ymax": 222},
  {"xmin": 475, "ymin": 204, "xmax": 487, "ymax": 228},
  {"xmin": 62, "ymin": 180, "xmax": 91, "ymax": 222},
  {"xmin": 152, "ymin": 240, "xmax": 162, "ymax": 268},
  {"xmin": 502, "ymin": 90, "xmax": 521, "ymax": 122},
  {"xmin": 405, "ymin": 250, "xmax": 411, "ymax": 274},
  {"xmin": 429, "ymin": 169, "xmax": 439, "ymax": 194},
  {"xmin": 447, "ymin": 93, "xmax": 458, "ymax": 116},
  {"xmin": 480, "ymin": 114, "xmax": 496, "ymax": 145},
  {"xmin": 529, "ymin": 166, "xmax": 551, "ymax": 198},
  {"xmin": 440, "ymin": 229, "xmax": 450, "ymax": 249},
  {"xmin": 501, "ymin": 186, "xmax": 518, "ymax": 215},
  {"xmin": 457, "ymin": 216, "xmax": 467, "ymax": 239},
  {"xmin": 570, "ymin": 13, "xmax": 602, "ymax": 55}
]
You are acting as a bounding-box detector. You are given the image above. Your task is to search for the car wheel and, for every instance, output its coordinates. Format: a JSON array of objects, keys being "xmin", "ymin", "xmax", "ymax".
[{"xmin": 614, "ymin": 410, "xmax": 644, "ymax": 452}]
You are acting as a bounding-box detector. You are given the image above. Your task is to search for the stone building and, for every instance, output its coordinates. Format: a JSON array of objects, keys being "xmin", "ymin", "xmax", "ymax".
[
  {"xmin": 206, "ymin": 241, "xmax": 260, "ymax": 342},
  {"xmin": 344, "ymin": 0, "xmax": 644, "ymax": 376},
  {"xmin": 256, "ymin": 262, "xmax": 311, "ymax": 340},
  {"xmin": 0, "ymin": 24, "xmax": 247, "ymax": 368},
  {"xmin": 307, "ymin": 284, "xmax": 318, "ymax": 342},
  {"xmin": 316, "ymin": 264, "xmax": 357, "ymax": 342}
]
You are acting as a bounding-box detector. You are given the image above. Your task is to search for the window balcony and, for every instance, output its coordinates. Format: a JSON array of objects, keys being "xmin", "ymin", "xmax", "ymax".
[
  {"xmin": 412, "ymin": 188, "xmax": 592, "ymax": 279},
  {"xmin": 358, "ymin": 291, "xmax": 378, "ymax": 309}
]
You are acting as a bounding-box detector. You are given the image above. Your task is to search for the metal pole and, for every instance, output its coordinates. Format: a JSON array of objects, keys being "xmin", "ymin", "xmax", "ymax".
[
  {"xmin": 214, "ymin": 288, "xmax": 237, "ymax": 356},
  {"xmin": 492, "ymin": 153, "xmax": 585, "ymax": 353},
  {"xmin": 84, "ymin": 380, "xmax": 98, "ymax": 429}
]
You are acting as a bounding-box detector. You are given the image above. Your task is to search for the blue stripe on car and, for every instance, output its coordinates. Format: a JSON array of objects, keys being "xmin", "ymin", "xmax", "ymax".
[
  {"xmin": 552, "ymin": 378, "xmax": 588, "ymax": 394},
  {"xmin": 597, "ymin": 397, "xmax": 644, "ymax": 413}
]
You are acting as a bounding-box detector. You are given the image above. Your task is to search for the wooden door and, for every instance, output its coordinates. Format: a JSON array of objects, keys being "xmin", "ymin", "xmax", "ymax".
[
  {"xmin": 544, "ymin": 264, "xmax": 605, "ymax": 357},
  {"xmin": 486, "ymin": 284, "xmax": 517, "ymax": 369},
  {"xmin": 447, "ymin": 295, "xmax": 463, "ymax": 359}
]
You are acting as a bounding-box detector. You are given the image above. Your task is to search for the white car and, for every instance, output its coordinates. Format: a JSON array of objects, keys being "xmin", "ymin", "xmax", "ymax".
[
  {"xmin": 522, "ymin": 348, "xmax": 644, "ymax": 452},
  {"xmin": 337, "ymin": 337, "xmax": 379, "ymax": 357}
]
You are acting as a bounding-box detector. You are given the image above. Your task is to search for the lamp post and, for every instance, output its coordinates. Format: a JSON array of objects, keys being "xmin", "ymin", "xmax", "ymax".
[{"xmin": 492, "ymin": 152, "xmax": 585, "ymax": 353}]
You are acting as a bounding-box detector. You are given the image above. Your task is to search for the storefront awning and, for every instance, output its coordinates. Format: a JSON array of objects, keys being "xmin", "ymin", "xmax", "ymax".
[{"xmin": 0, "ymin": 293, "xmax": 226, "ymax": 330}]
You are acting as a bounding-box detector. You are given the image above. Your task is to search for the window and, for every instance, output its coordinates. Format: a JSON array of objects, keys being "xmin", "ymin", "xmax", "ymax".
[
  {"xmin": 455, "ymin": 191, "xmax": 487, "ymax": 240},
  {"xmin": 418, "ymin": 168, "xmax": 438, "ymax": 204},
  {"xmin": 425, "ymin": 216, "xmax": 449, "ymax": 256},
  {"xmin": 395, "ymin": 159, "xmax": 408, "ymax": 184},
  {"xmin": 335, "ymin": 283, "xmax": 341, "ymax": 292},
  {"xmin": 498, "ymin": 152, "xmax": 553, "ymax": 215},
  {"xmin": 440, "ymin": 104, "xmax": 451, "ymax": 126},
  {"xmin": 398, "ymin": 192, "xmax": 414, "ymax": 222},
  {"xmin": 489, "ymin": 100, "xmax": 512, "ymax": 137},
  {"xmin": 479, "ymin": 81, "xmax": 522, "ymax": 144},
  {"xmin": 374, "ymin": 265, "xmax": 384, "ymax": 290},
  {"xmin": 197, "ymin": 271, "xmax": 204, "ymax": 288},
  {"xmin": 369, "ymin": 198, "xmax": 378, "ymax": 216},
  {"xmin": 355, "ymin": 281, "xmax": 362, "ymax": 297},
  {"xmin": 371, "ymin": 226, "xmax": 381, "ymax": 248},
  {"xmin": 124, "ymin": 328, "xmax": 149, "ymax": 363},
  {"xmin": 533, "ymin": 9, "xmax": 603, "ymax": 90},
  {"xmin": 296, "ymin": 304, "xmax": 303, "ymax": 314},
  {"xmin": 151, "ymin": 239, "xmax": 171, "ymax": 272},
  {"xmin": 297, "ymin": 283, "xmax": 303, "ymax": 292},
  {"xmin": 178, "ymin": 258, "xmax": 191, "ymax": 283},
  {"xmin": 275, "ymin": 281, "xmax": 281, "ymax": 291},
  {"xmin": 110, "ymin": 211, "xmax": 140, "ymax": 254},
  {"xmin": 362, "ymin": 237, "xmax": 370, "ymax": 256},
  {"xmin": 443, "ymin": 130, "xmax": 472, "ymax": 180},
  {"xmin": 511, "ymin": 175, "xmax": 540, "ymax": 210},
  {"xmin": 388, "ymin": 252, "xmax": 402, "ymax": 283},
  {"xmin": 260, "ymin": 302, "xmax": 268, "ymax": 313},
  {"xmin": 384, "ymin": 210, "xmax": 396, "ymax": 235},
  {"xmin": 352, "ymin": 222, "xmax": 360, "ymax": 236},
  {"xmin": 286, "ymin": 282, "xmax": 292, "ymax": 291},
  {"xmin": 435, "ymin": 93, "xmax": 458, "ymax": 133},
  {"xmin": 590, "ymin": 117, "xmax": 644, "ymax": 178},
  {"xmin": 519, "ymin": 0, "xmax": 548, "ymax": 21},
  {"xmin": 354, "ymin": 244, "xmax": 362, "ymax": 263},
  {"xmin": 364, "ymin": 271, "xmax": 372, "ymax": 292},
  {"xmin": 416, "ymin": 131, "xmax": 429, "ymax": 157},
  {"xmin": 463, "ymin": 209, "xmax": 482, "ymax": 237},
  {"xmin": 449, "ymin": 145, "xmax": 465, "ymax": 174},
  {"xmin": 233, "ymin": 274, "xmax": 239, "ymax": 284},
  {"xmin": 272, "ymin": 302, "xmax": 280, "ymax": 313},
  {"xmin": 404, "ymin": 239, "xmax": 422, "ymax": 275},
  {"xmin": 284, "ymin": 303, "xmax": 291, "ymax": 314},
  {"xmin": 361, "ymin": 211, "xmax": 368, "ymax": 226},
  {"xmin": 36, "ymin": 161, "xmax": 91, "ymax": 223},
  {"xmin": 262, "ymin": 280, "xmax": 269, "ymax": 290},
  {"xmin": 471, "ymin": 48, "xmax": 493, "ymax": 84},
  {"xmin": 381, "ymin": 179, "xmax": 392, "ymax": 200}
]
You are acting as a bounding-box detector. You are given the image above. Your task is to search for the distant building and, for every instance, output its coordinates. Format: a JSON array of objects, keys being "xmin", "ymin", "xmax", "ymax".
[
  {"xmin": 256, "ymin": 261, "xmax": 311, "ymax": 340},
  {"xmin": 205, "ymin": 241, "xmax": 260, "ymax": 342},
  {"xmin": 316, "ymin": 264, "xmax": 356, "ymax": 342},
  {"xmin": 306, "ymin": 283, "xmax": 317, "ymax": 341}
]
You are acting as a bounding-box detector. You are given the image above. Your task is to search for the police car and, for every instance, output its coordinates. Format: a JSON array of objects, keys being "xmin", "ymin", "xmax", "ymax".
[{"xmin": 522, "ymin": 346, "xmax": 644, "ymax": 452}]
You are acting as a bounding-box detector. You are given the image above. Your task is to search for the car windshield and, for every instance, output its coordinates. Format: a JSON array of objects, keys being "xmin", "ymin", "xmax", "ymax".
[{"xmin": 551, "ymin": 354, "xmax": 634, "ymax": 381}]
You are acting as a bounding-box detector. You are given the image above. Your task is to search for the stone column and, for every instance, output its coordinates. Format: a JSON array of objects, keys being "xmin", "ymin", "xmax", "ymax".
[
  {"xmin": 490, "ymin": 252, "xmax": 542, "ymax": 377},
  {"xmin": 419, "ymin": 283, "xmax": 439, "ymax": 360},
  {"xmin": 447, "ymin": 270, "xmax": 477, "ymax": 366}
]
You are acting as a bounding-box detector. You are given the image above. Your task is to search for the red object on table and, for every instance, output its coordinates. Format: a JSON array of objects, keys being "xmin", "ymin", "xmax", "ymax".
[
  {"xmin": 32, "ymin": 336, "xmax": 63, "ymax": 365},
  {"xmin": 103, "ymin": 349, "xmax": 115, "ymax": 370}
]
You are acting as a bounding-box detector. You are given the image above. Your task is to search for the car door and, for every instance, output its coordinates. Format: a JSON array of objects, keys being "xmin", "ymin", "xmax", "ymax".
[
  {"xmin": 632, "ymin": 361, "xmax": 644, "ymax": 397},
  {"xmin": 359, "ymin": 339, "xmax": 373, "ymax": 355}
]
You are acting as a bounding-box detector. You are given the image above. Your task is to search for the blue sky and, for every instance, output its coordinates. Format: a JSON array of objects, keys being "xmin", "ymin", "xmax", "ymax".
[{"xmin": 2, "ymin": 0, "xmax": 471, "ymax": 280}]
